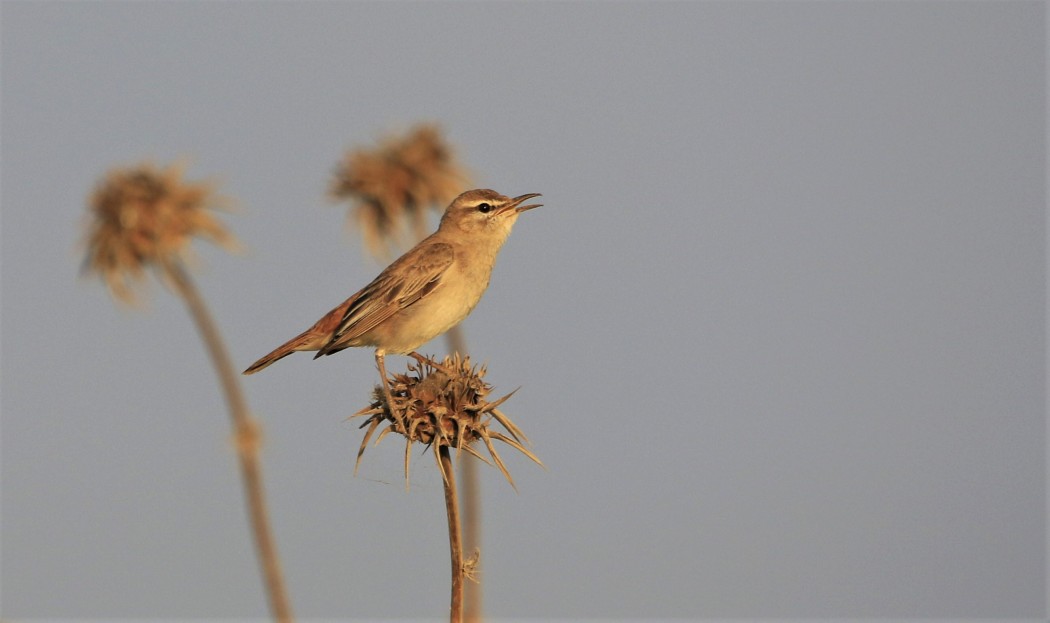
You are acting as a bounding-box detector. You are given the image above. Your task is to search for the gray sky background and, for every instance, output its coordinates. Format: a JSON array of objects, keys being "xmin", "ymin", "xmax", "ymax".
[{"xmin": 1, "ymin": 1, "xmax": 1045, "ymax": 620}]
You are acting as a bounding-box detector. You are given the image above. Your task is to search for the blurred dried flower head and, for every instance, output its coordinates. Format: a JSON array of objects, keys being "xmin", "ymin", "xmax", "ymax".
[
  {"xmin": 82, "ymin": 162, "xmax": 238, "ymax": 304},
  {"xmin": 351, "ymin": 354, "xmax": 542, "ymax": 489},
  {"xmin": 330, "ymin": 123, "xmax": 471, "ymax": 257}
]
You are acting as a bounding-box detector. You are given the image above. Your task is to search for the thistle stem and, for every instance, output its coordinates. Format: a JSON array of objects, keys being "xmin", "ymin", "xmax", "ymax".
[
  {"xmin": 441, "ymin": 444, "xmax": 464, "ymax": 623},
  {"xmin": 162, "ymin": 258, "xmax": 293, "ymax": 623},
  {"xmin": 445, "ymin": 325, "xmax": 483, "ymax": 622}
]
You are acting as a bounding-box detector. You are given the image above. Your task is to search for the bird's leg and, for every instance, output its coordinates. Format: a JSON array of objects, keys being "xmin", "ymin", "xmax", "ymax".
[{"xmin": 375, "ymin": 351, "xmax": 405, "ymax": 433}]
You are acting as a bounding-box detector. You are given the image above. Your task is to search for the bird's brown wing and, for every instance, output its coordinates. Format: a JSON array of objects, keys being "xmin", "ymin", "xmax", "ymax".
[{"xmin": 317, "ymin": 241, "xmax": 455, "ymax": 356}]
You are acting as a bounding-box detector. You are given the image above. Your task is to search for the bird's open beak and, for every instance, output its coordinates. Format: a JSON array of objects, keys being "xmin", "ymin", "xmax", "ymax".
[{"xmin": 510, "ymin": 193, "xmax": 543, "ymax": 213}]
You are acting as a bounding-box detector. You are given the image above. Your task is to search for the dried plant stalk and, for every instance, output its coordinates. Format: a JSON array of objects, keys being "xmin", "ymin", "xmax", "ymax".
[
  {"xmin": 440, "ymin": 445, "xmax": 465, "ymax": 622},
  {"xmin": 449, "ymin": 326, "xmax": 484, "ymax": 623},
  {"xmin": 163, "ymin": 258, "xmax": 293, "ymax": 622},
  {"xmin": 330, "ymin": 123, "xmax": 471, "ymax": 259},
  {"xmin": 82, "ymin": 163, "xmax": 292, "ymax": 622},
  {"xmin": 351, "ymin": 355, "xmax": 541, "ymax": 622}
]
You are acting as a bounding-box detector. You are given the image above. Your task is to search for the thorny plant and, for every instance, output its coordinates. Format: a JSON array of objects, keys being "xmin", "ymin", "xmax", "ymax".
[
  {"xmin": 329, "ymin": 123, "xmax": 470, "ymax": 258},
  {"xmin": 351, "ymin": 354, "xmax": 541, "ymax": 623},
  {"xmin": 82, "ymin": 162, "xmax": 239, "ymax": 304},
  {"xmin": 81, "ymin": 162, "xmax": 293, "ymax": 622},
  {"xmin": 351, "ymin": 354, "xmax": 542, "ymax": 490}
]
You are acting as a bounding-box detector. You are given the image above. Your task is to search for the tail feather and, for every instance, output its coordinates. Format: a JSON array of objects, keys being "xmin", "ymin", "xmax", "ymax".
[
  {"xmin": 243, "ymin": 329, "xmax": 323, "ymax": 375},
  {"xmin": 242, "ymin": 298, "xmax": 356, "ymax": 375}
]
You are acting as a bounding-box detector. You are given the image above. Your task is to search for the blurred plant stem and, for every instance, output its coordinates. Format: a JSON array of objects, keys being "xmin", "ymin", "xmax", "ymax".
[
  {"xmin": 440, "ymin": 445, "xmax": 465, "ymax": 623},
  {"xmin": 162, "ymin": 257, "xmax": 293, "ymax": 623},
  {"xmin": 83, "ymin": 162, "xmax": 292, "ymax": 619}
]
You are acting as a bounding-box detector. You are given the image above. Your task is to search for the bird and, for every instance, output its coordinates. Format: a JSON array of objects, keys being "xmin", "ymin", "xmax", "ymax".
[{"xmin": 243, "ymin": 188, "xmax": 541, "ymax": 425}]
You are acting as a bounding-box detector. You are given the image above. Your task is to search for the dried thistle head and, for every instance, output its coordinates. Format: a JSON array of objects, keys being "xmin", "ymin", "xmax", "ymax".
[
  {"xmin": 351, "ymin": 354, "xmax": 542, "ymax": 489},
  {"xmin": 395, "ymin": 125, "xmax": 467, "ymax": 208},
  {"xmin": 329, "ymin": 123, "xmax": 471, "ymax": 258},
  {"xmin": 81, "ymin": 162, "xmax": 238, "ymax": 304}
]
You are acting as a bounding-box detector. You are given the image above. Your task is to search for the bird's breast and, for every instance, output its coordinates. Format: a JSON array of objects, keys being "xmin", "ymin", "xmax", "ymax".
[{"xmin": 377, "ymin": 259, "xmax": 493, "ymax": 354}]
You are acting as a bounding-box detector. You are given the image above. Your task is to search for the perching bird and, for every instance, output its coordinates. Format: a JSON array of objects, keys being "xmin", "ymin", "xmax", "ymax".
[{"xmin": 243, "ymin": 189, "xmax": 541, "ymax": 421}]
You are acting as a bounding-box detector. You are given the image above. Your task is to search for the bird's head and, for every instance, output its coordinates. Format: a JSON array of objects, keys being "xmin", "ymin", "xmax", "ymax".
[{"xmin": 439, "ymin": 189, "xmax": 542, "ymax": 239}]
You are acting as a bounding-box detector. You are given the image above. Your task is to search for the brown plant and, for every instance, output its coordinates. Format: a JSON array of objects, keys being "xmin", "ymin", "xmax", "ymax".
[
  {"xmin": 352, "ymin": 353, "xmax": 541, "ymax": 488},
  {"xmin": 81, "ymin": 162, "xmax": 293, "ymax": 622},
  {"xmin": 82, "ymin": 162, "xmax": 239, "ymax": 304},
  {"xmin": 351, "ymin": 354, "xmax": 541, "ymax": 623},
  {"xmin": 329, "ymin": 123, "xmax": 470, "ymax": 257}
]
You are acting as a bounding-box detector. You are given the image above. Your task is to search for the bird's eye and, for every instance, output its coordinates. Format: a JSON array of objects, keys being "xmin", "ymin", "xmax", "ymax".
[{"xmin": 476, "ymin": 202, "xmax": 492, "ymax": 213}]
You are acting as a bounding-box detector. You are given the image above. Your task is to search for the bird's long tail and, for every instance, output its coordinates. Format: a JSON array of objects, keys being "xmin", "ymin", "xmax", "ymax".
[
  {"xmin": 243, "ymin": 328, "xmax": 323, "ymax": 375},
  {"xmin": 242, "ymin": 297, "xmax": 355, "ymax": 375}
]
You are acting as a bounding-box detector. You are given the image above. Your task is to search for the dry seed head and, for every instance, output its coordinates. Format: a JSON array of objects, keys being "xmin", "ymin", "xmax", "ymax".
[
  {"xmin": 329, "ymin": 123, "xmax": 471, "ymax": 258},
  {"xmin": 351, "ymin": 354, "xmax": 542, "ymax": 489},
  {"xmin": 395, "ymin": 125, "xmax": 466, "ymax": 208},
  {"xmin": 81, "ymin": 162, "xmax": 238, "ymax": 304}
]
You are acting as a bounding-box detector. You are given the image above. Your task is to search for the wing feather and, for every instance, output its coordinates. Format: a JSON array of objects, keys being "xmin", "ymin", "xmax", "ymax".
[{"xmin": 318, "ymin": 242, "xmax": 455, "ymax": 355}]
